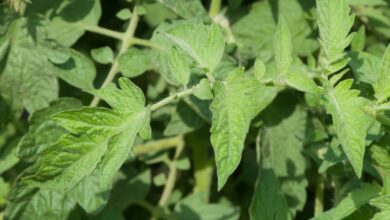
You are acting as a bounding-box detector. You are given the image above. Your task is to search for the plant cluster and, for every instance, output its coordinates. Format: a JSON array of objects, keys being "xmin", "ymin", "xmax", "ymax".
[{"xmin": 1, "ymin": 0, "xmax": 390, "ymax": 219}]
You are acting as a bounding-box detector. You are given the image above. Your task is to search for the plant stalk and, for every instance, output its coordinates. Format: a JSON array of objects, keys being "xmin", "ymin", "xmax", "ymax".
[
  {"xmin": 84, "ymin": 25, "xmax": 124, "ymax": 40},
  {"xmin": 150, "ymin": 87, "xmax": 195, "ymax": 111},
  {"xmin": 133, "ymin": 136, "xmax": 182, "ymax": 155},
  {"xmin": 209, "ymin": 0, "xmax": 222, "ymax": 18},
  {"xmin": 90, "ymin": 5, "xmax": 140, "ymax": 107},
  {"xmin": 158, "ymin": 137, "xmax": 185, "ymax": 207}
]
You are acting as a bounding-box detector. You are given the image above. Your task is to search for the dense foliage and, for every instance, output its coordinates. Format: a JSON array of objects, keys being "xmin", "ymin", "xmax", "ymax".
[{"xmin": 1, "ymin": 0, "xmax": 390, "ymax": 219}]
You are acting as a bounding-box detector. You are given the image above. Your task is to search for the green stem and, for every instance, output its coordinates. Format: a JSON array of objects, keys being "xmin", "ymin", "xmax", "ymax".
[
  {"xmin": 84, "ymin": 25, "xmax": 124, "ymax": 40},
  {"xmin": 133, "ymin": 136, "xmax": 182, "ymax": 155},
  {"xmin": 84, "ymin": 27, "xmax": 161, "ymax": 50},
  {"xmin": 129, "ymin": 37, "xmax": 165, "ymax": 51},
  {"xmin": 209, "ymin": 0, "xmax": 222, "ymax": 18},
  {"xmin": 150, "ymin": 87, "xmax": 195, "ymax": 111},
  {"xmin": 192, "ymin": 142, "xmax": 213, "ymax": 200},
  {"xmin": 90, "ymin": 5, "xmax": 140, "ymax": 107},
  {"xmin": 314, "ymin": 175, "xmax": 324, "ymax": 216},
  {"xmin": 158, "ymin": 137, "xmax": 185, "ymax": 207}
]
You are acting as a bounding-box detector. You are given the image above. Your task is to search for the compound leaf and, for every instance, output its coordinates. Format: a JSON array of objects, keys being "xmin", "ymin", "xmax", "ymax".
[{"xmin": 24, "ymin": 78, "xmax": 150, "ymax": 191}]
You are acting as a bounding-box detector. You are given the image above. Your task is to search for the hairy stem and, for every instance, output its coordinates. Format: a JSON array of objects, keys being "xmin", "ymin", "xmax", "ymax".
[
  {"xmin": 90, "ymin": 5, "xmax": 140, "ymax": 107},
  {"xmin": 129, "ymin": 38, "xmax": 165, "ymax": 51},
  {"xmin": 133, "ymin": 136, "xmax": 182, "ymax": 155},
  {"xmin": 150, "ymin": 87, "xmax": 195, "ymax": 111},
  {"xmin": 84, "ymin": 25, "xmax": 124, "ymax": 40},
  {"xmin": 158, "ymin": 137, "xmax": 185, "ymax": 207},
  {"xmin": 209, "ymin": 0, "xmax": 222, "ymax": 18},
  {"xmin": 84, "ymin": 25, "xmax": 161, "ymax": 50}
]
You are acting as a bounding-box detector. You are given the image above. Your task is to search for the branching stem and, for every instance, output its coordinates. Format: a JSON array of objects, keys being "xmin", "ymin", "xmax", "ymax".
[
  {"xmin": 150, "ymin": 87, "xmax": 195, "ymax": 111},
  {"xmin": 85, "ymin": 25, "xmax": 124, "ymax": 40},
  {"xmin": 158, "ymin": 137, "xmax": 185, "ymax": 207},
  {"xmin": 90, "ymin": 5, "xmax": 140, "ymax": 107}
]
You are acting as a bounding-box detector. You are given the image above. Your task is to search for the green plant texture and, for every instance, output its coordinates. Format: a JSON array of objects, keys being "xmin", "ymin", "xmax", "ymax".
[{"xmin": 2, "ymin": 0, "xmax": 390, "ymax": 219}]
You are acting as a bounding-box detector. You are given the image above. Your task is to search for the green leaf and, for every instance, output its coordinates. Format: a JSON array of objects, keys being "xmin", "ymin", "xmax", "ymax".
[
  {"xmin": 24, "ymin": 133, "xmax": 110, "ymax": 191},
  {"xmin": 4, "ymin": 181, "xmax": 76, "ymax": 220},
  {"xmin": 26, "ymin": 0, "xmax": 102, "ymax": 47},
  {"xmin": 351, "ymin": 26, "xmax": 366, "ymax": 51},
  {"xmin": 370, "ymin": 195, "xmax": 390, "ymax": 211},
  {"xmin": 193, "ymin": 79, "xmax": 213, "ymax": 100},
  {"xmin": 97, "ymin": 167, "xmax": 151, "ymax": 216},
  {"xmin": 116, "ymin": 9, "xmax": 132, "ymax": 20},
  {"xmin": 311, "ymin": 184, "xmax": 380, "ymax": 220},
  {"xmin": 97, "ymin": 109, "xmax": 150, "ymax": 189},
  {"xmin": 372, "ymin": 211, "xmax": 390, "ymax": 220},
  {"xmin": 319, "ymin": 138, "xmax": 344, "ymax": 173},
  {"xmin": 69, "ymin": 168, "xmax": 110, "ymax": 214},
  {"xmin": 143, "ymin": 2, "xmax": 177, "ymax": 27},
  {"xmin": 285, "ymin": 60, "xmax": 321, "ymax": 94},
  {"xmin": 375, "ymin": 44, "xmax": 390, "ymax": 103},
  {"xmin": 24, "ymin": 78, "xmax": 150, "ymax": 191},
  {"xmin": 164, "ymin": 101, "xmax": 206, "ymax": 136},
  {"xmin": 52, "ymin": 48, "xmax": 96, "ymax": 92},
  {"xmin": 274, "ymin": 16, "xmax": 293, "ymax": 75},
  {"xmin": 316, "ymin": 0, "xmax": 355, "ymax": 64},
  {"xmin": 348, "ymin": 51, "xmax": 381, "ymax": 85},
  {"xmin": 0, "ymin": 18, "xmax": 58, "ymax": 113},
  {"xmin": 168, "ymin": 47, "xmax": 191, "ymax": 86},
  {"xmin": 369, "ymin": 135, "xmax": 390, "ymax": 173},
  {"xmin": 153, "ymin": 173, "xmax": 166, "ymax": 186},
  {"xmin": 91, "ymin": 46, "xmax": 114, "ymax": 64},
  {"xmin": 172, "ymin": 193, "xmax": 240, "ymax": 220},
  {"xmin": 249, "ymin": 169, "xmax": 291, "ymax": 220},
  {"xmin": 253, "ymin": 58, "xmax": 265, "ymax": 82},
  {"xmin": 324, "ymin": 79, "xmax": 372, "ymax": 177},
  {"xmin": 95, "ymin": 78, "xmax": 145, "ymax": 113},
  {"xmin": 210, "ymin": 68, "xmax": 277, "ymax": 189},
  {"xmin": 175, "ymin": 156, "xmax": 191, "ymax": 170},
  {"xmin": 260, "ymin": 97, "xmax": 308, "ymax": 215},
  {"xmin": 162, "ymin": 22, "xmax": 225, "ymax": 73},
  {"xmin": 0, "ymin": 137, "xmax": 19, "ymax": 175},
  {"xmin": 158, "ymin": 0, "xmax": 208, "ymax": 20},
  {"xmin": 361, "ymin": 7, "xmax": 390, "ymax": 39},
  {"xmin": 17, "ymin": 98, "xmax": 82, "ymax": 162},
  {"xmin": 118, "ymin": 48, "xmax": 150, "ymax": 78},
  {"xmin": 232, "ymin": 1, "xmax": 318, "ymax": 61}
]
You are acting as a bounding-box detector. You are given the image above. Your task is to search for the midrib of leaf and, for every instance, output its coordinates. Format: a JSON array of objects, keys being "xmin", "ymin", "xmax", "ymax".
[
  {"xmin": 326, "ymin": 87, "xmax": 345, "ymax": 128},
  {"xmin": 225, "ymin": 83, "xmax": 234, "ymax": 173}
]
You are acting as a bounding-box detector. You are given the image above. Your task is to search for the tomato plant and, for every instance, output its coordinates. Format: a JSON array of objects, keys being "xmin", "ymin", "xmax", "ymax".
[{"xmin": 1, "ymin": 0, "xmax": 390, "ymax": 219}]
